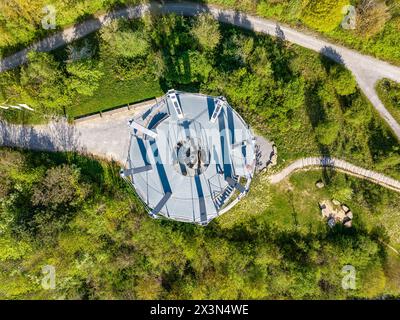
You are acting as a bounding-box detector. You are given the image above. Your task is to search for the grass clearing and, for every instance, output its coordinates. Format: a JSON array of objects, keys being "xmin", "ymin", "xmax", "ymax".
[{"xmin": 217, "ymin": 169, "xmax": 400, "ymax": 250}]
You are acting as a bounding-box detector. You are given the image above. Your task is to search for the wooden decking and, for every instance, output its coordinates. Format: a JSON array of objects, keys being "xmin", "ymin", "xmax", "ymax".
[{"xmin": 269, "ymin": 157, "xmax": 400, "ymax": 193}]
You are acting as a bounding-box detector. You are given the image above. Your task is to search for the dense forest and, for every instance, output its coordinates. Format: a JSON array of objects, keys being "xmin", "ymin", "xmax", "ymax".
[
  {"xmin": 0, "ymin": 1, "xmax": 399, "ymax": 64},
  {"xmin": 0, "ymin": 2, "xmax": 400, "ymax": 300},
  {"xmin": 0, "ymin": 147, "xmax": 399, "ymax": 299}
]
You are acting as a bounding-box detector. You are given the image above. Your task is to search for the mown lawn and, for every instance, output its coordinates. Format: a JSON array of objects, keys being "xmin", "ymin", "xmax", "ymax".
[{"xmin": 67, "ymin": 72, "xmax": 163, "ymax": 118}]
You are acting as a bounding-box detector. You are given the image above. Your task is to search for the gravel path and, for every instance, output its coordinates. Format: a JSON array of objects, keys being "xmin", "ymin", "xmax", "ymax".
[
  {"xmin": 269, "ymin": 157, "xmax": 400, "ymax": 193},
  {"xmin": 1, "ymin": 2, "xmax": 400, "ymax": 139},
  {"xmin": 0, "ymin": 100, "xmax": 155, "ymax": 164}
]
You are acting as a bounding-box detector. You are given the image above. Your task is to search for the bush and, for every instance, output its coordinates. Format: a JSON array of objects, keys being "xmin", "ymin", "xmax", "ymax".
[
  {"xmin": 301, "ymin": 0, "xmax": 350, "ymax": 32},
  {"xmin": 191, "ymin": 13, "xmax": 221, "ymax": 51},
  {"xmin": 356, "ymin": 0, "xmax": 391, "ymax": 38},
  {"xmin": 330, "ymin": 65, "xmax": 357, "ymax": 96},
  {"xmin": 315, "ymin": 121, "xmax": 340, "ymax": 145},
  {"xmin": 100, "ymin": 20, "xmax": 150, "ymax": 58},
  {"xmin": 32, "ymin": 164, "xmax": 89, "ymax": 211}
]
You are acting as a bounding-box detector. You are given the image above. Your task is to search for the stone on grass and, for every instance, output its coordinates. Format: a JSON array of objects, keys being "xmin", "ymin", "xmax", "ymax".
[
  {"xmin": 316, "ymin": 181, "xmax": 325, "ymax": 189},
  {"xmin": 346, "ymin": 211, "xmax": 353, "ymax": 219}
]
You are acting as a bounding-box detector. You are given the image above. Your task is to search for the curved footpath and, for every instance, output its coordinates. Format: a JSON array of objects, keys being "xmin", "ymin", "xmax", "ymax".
[
  {"xmin": 0, "ymin": 2, "xmax": 400, "ymax": 139},
  {"xmin": 269, "ymin": 157, "xmax": 400, "ymax": 193}
]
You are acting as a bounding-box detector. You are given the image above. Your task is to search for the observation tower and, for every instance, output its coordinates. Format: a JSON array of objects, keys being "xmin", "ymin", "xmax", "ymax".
[{"xmin": 121, "ymin": 90, "xmax": 256, "ymax": 225}]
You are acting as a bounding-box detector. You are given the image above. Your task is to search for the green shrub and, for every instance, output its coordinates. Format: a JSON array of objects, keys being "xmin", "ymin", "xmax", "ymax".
[
  {"xmin": 191, "ymin": 13, "xmax": 221, "ymax": 51},
  {"xmin": 315, "ymin": 121, "xmax": 340, "ymax": 145},
  {"xmin": 330, "ymin": 65, "xmax": 357, "ymax": 96}
]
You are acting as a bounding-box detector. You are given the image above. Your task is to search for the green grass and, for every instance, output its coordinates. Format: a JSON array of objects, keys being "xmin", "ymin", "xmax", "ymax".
[
  {"xmin": 218, "ymin": 170, "xmax": 400, "ymax": 251},
  {"xmin": 377, "ymin": 78, "xmax": 400, "ymax": 125},
  {"xmin": 67, "ymin": 73, "xmax": 162, "ymax": 118},
  {"xmin": 217, "ymin": 168, "xmax": 400, "ymax": 296}
]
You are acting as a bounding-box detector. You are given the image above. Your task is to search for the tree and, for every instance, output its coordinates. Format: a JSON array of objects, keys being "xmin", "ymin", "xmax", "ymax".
[
  {"xmin": 146, "ymin": 51, "xmax": 166, "ymax": 80},
  {"xmin": 20, "ymin": 51, "xmax": 68, "ymax": 112},
  {"xmin": 100, "ymin": 20, "xmax": 150, "ymax": 58},
  {"xmin": 66, "ymin": 59, "xmax": 104, "ymax": 97},
  {"xmin": 301, "ymin": 0, "xmax": 350, "ymax": 32},
  {"xmin": 191, "ymin": 13, "xmax": 221, "ymax": 51},
  {"xmin": 174, "ymin": 50, "xmax": 213, "ymax": 84},
  {"xmin": 135, "ymin": 275, "xmax": 162, "ymax": 299},
  {"xmin": 0, "ymin": 0, "xmax": 44, "ymax": 48},
  {"xmin": 315, "ymin": 121, "xmax": 340, "ymax": 145},
  {"xmin": 330, "ymin": 65, "xmax": 357, "ymax": 96},
  {"xmin": 249, "ymin": 46, "xmax": 273, "ymax": 78}
]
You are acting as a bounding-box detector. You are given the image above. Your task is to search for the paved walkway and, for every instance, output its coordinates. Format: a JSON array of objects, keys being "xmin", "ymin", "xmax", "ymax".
[
  {"xmin": 269, "ymin": 157, "xmax": 400, "ymax": 193},
  {"xmin": 0, "ymin": 100, "xmax": 155, "ymax": 164},
  {"xmin": 1, "ymin": 2, "xmax": 400, "ymax": 139}
]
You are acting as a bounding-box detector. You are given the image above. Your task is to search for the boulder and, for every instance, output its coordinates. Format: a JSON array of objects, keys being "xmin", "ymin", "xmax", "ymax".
[
  {"xmin": 328, "ymin": 218, "xmax": 336, "ymax": 228},
  {"xmin": 341, "ymin": 205, "xmax": 350, "ymax": 213},
  {"xmin": 344, "ymin": 220, "xmax": 353, "ymax": 228},
  {"xmin": 316, "ymin": 181, "xmax": 325, "ymax": 189},
  {"xmin": 346, "ymin": 211, "xmax": 353, "ymax": 219}
]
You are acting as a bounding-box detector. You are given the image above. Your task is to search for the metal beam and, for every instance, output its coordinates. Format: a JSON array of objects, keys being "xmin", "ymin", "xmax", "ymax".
[
  {"xmin": 150, "ymin": 192, "xmax": 172, "ymax": 217},
  {"xmin": 231, "ymin": 140, "xmax": 250, "ymax": 149},
  {"xmin": 121, "ymin": 165, "xmax": 152, "ymax": 176},
  {"xmin": 18, "ymin": 104, "xmax": 34, "ymax": 111},
  {"xmin": 210, "ymin": 98, "xmax": 224, "ymax": 123},
  {"xmin": 129, "ymin": 120, "xmax": 158, "ymax": 139},
  {"xmin": 168, "ymin": 89, "xmax": 184, "ymax": 119}
]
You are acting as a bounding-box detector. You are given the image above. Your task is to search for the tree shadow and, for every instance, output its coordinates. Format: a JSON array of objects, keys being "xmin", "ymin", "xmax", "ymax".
[
  {"xmin": 50, "ymin": 20, "xmax": 102, "ymax": 65},
  {"xmin": 303, "ymin": 83, "xmax": 334, "ymax": 183},
  {"xmin": 320, "ymin": 46, "xmax": 345, "ymax": 67},
  {"xmin": 0, "ymin": 117, "xmax": 83, "ymax": 154},
  {"xmin": 302, "ymin": 47, "xmax": 348, "ymax": 184}
]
